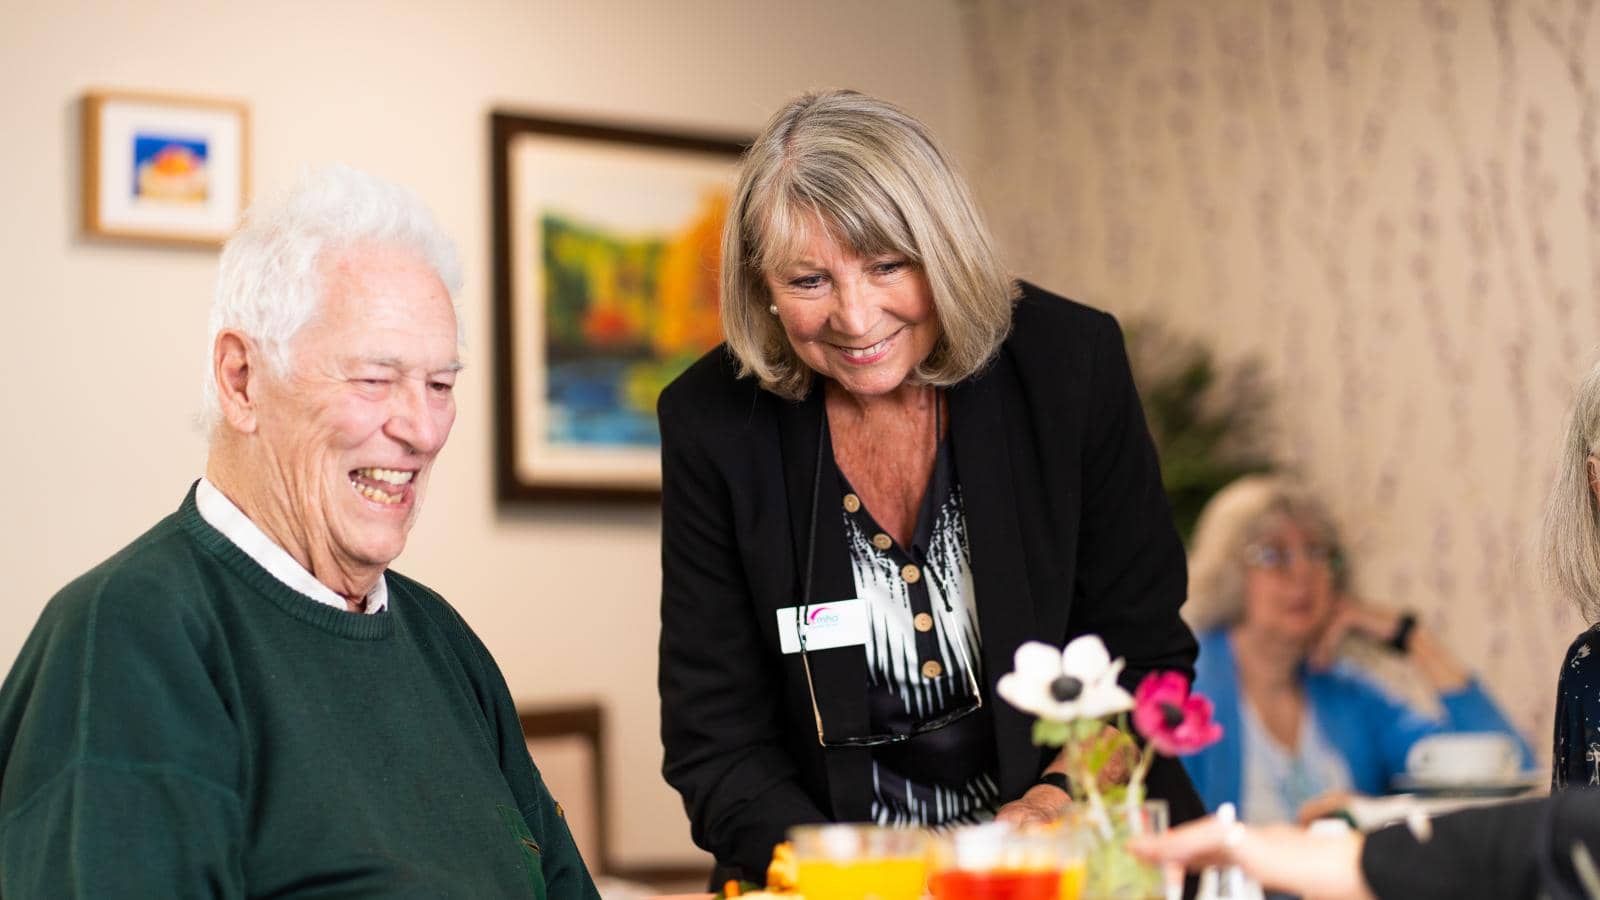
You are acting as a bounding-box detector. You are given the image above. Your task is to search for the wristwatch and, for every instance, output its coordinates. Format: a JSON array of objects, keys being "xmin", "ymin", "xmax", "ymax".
[
  {"xmin": 1033, "ymin": 771, "xmax": 1071, "ymax": 794},
  {"xmin": 1389, "ymin": 612, "xmax": 1418, "ymax": 653}
]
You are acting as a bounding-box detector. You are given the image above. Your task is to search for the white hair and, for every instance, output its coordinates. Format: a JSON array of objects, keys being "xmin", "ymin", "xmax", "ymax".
[
  {"xmin": 200, "ymin": 163, "xmax": 463, "ymax": 431},
  {"xmin": 1543, "ymin": 358, "xmax": 1600, "ymax": 624}
]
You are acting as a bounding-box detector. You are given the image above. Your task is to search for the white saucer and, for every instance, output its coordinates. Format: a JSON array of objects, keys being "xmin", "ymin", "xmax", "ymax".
[{"xmin": 1390, "ymin": 772, "xmax": 1545, "ymax": 797}]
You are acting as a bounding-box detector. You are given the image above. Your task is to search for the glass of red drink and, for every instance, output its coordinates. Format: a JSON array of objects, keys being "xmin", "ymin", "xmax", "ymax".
[{"xmin": 927, "ymin": 823, "xmax": 1084, "ymax": 900}]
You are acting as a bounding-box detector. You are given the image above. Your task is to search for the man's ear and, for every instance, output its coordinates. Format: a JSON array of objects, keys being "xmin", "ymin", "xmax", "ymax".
[{"xmin": 213, "ymin": 330, "xmax": 262, "ymax": 433}]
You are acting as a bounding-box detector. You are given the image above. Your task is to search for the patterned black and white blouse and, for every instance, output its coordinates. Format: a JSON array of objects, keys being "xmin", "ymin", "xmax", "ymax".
[
  {"xmin": 828, "ymin": 425, "xmax": 1001, "ymax": 827},
  {"xmin": 1554, "ymin": 625, "xmax": 1600, "ymax": 790}
]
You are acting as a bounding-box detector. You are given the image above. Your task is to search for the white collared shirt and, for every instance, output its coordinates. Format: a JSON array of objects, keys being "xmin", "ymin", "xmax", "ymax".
[{"xmin": 196, "ymin": 477, "xmax": 388, "ymax": 614}]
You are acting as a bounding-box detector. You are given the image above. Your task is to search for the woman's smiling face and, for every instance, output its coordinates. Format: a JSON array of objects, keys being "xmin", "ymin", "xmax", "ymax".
[{"xmin": 763, "ymin": 218, "xmax": 941, "ymax": 399}]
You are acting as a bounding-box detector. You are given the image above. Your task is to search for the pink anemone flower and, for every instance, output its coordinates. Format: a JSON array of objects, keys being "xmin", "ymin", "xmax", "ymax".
[{"xmin": 1132, "ymin": 671, "xmax": 1223, "ymax": 756}]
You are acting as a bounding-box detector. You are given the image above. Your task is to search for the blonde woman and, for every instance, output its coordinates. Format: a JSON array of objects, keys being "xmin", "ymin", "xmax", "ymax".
[
  {"xmin": 1181, "ymin": 475, "xmax": 1529, "ymax": 824},
  {"xmin": 1545, "ymin": 359, "xmax": 1600, "ymax": 790},
  {"xmin": 657, "ymin": 90, "xmax": 1204, "ymax": 884}
]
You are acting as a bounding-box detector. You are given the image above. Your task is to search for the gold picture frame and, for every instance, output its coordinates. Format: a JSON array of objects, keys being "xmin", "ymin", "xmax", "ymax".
[{"xmin": 82, "ymin": 89, "xmax": 250, "ymax": 248}]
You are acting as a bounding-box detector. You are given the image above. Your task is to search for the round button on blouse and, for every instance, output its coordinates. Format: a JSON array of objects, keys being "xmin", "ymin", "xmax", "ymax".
[
  {"xmin": 843, "ymin": 493, "xmax": 861, "ymax": 513},
  {"xmin": 913, "ymin": 612, "xmax": 934, "ymax": 632},
  {"xmin": 901, "ymin": 564, "xmax": 921, "ymax": 584},
  {"xmin": 871, "ymin": 533, "xmax": 893, "ymax": 551},
  {"xmin": 921, "ymin": 659, "xmax": 944, "ymax": 679}
]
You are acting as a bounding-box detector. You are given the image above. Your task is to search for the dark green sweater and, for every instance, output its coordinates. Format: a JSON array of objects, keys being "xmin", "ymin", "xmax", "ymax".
[{"xmin": 0, "ymin": 485, "xmax": 598, "ymax": 899}]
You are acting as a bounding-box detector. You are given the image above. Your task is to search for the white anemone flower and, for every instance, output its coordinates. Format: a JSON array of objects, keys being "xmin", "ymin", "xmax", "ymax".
[{"xmin": 996, "ymin": 635, "xmax": 1134, "ymax": 722}]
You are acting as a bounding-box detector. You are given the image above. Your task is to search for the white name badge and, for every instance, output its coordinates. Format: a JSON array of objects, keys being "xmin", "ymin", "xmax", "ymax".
[{"xmin": 777, "ymin": 599, "xmax": 869, "ymax": 654}]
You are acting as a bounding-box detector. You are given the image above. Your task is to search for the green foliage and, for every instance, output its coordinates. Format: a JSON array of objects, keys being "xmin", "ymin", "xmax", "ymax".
[
  {"xmin": 1032, "ymin": 718, "xmax": 1073, "ymax": 747},
  {"xmin": 1080, "ymin": 726, "xmax": 1134, "ymax": 780},
  {"xmin": 1125, "ymin": 321, "xmax": 1276, "ymax": 543}
]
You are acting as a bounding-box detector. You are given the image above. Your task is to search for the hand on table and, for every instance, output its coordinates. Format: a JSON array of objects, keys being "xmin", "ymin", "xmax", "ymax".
[
  {"xmin": 997, "ymin": 725, "xmax": 1137, "ymax": 826},
  {"xmin": 995, "ymin": 784, "xmax": 1068, "ymax": 827},
  {"xmin": 1296, "ymin": 789, "xmax": 1360, "ymax": 826}
]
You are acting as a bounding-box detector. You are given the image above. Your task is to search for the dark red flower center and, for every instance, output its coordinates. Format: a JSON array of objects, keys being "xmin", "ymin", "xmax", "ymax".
[
  {"xmin": 1160, "ymin": 702, "xmax": 1185, "ymax": 729},
  {"xmin": 1050, "ymin": 675, "xmax": 1084, "ymax": 701}
]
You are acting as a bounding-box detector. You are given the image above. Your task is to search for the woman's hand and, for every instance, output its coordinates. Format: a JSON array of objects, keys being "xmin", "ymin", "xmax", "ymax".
[
  {"xmin": 994, "ymin": 783, "xmax": 1069, "ymax": 827},
  {"xmin": 1310, "ymin": 597, "xmax": 1470, "ymax": 691},
  {"xmin": 1129, "ymin": 814, "xmax": 1374, "ymax": 900},
  {"xmin": 1308, "ymin": 599, "xmax": 1401, "ymax": 670}
]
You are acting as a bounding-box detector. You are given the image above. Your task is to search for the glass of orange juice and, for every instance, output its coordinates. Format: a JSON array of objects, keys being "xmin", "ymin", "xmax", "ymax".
[
  {"xmin": 789, "ymin": 823, "xmax": 928, "ymax": 899},
  {"xmin": 927, "ymin": 823, "xmax": 1085, "ymax": 900}
]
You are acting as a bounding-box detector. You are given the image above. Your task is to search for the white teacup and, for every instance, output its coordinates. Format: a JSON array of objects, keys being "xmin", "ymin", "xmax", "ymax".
[{"xmin": 1405, "ymin": 732, "xmax": 1521, "ymax": 783}]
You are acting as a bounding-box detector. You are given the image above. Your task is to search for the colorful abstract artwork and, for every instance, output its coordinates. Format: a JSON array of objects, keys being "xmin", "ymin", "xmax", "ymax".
[
  {"xmin": 492, "ymin": 113, "xmax": 747, "ymax": 501},
  {"xmin": 540, "ymin": 193, "xmax": 726, "ymax": 448},
  {"xmin": 131, "ymin": 134, "xmax": 210, "ymax": 204}
]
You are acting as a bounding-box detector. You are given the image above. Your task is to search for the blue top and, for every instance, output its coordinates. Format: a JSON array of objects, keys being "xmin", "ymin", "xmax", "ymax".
[
  {"xmin": 1553, "ymin": 626, "xmax": 1600, "ymax": 790},
  {"xmin": 1183, "ymin": 628, "xmax": 1533, "ymax": 812}
]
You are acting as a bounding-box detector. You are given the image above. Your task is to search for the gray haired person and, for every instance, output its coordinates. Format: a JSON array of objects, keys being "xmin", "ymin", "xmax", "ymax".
[{"xmin": 0, "ymin": 165, "xmax": 598, "ymax": 899}]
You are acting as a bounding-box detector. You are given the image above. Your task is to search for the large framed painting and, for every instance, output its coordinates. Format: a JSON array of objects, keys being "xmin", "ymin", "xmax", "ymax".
[
  {"xmin": 82, "ymin": 90, "xmax": 249, "ymax": 247},
  {"xmin": 491, "ymin": 112, "xmax": 748, "ymax": 502}
]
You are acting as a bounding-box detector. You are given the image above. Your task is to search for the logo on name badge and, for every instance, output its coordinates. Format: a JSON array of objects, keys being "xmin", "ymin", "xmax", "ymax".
[
  {"xmin": 777, "ymin": 599, "xmax": 868, "ymax": 653},
  {"xmin": 807, "ymin": 606, "xmax": 842, "ymax": 628}
]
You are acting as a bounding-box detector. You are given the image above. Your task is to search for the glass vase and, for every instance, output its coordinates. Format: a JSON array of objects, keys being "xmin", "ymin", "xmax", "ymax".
[{"xmin": 1063, "ymin": 798, "xmax": 1171, "ymax": 900}]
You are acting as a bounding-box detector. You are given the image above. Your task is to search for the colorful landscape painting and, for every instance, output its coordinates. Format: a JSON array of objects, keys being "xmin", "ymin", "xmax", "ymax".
[{"xmin": 539, "ymin": 189, "xmax": 727, "ymax": 448}]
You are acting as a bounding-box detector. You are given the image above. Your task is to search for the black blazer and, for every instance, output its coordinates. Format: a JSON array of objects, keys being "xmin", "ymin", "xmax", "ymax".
[{"xmin": 658, "ymin": 283, "xmax": 1203, "ymax": 880}]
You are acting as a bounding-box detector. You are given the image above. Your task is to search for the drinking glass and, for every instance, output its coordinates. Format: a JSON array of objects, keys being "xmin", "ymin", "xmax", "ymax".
[
  {"xmin": 788, "ymin": 823, "xmax": 928, "ymax": 900},
  {"xmin": 927, "ymin": 822, "xmax": 1085, "ymax": 900}
]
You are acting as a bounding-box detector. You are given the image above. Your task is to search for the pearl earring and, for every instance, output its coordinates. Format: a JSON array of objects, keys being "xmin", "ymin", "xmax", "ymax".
[{"xmin": 768, "ymin": 304, "xmax": 778, "ymax": 315}]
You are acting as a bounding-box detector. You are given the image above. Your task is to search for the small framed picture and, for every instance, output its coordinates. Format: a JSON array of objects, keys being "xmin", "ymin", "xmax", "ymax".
[
  {"xmin": 82, "ymin": 90, "xmax": 250, "ymax": 248},
  {"xmin": 490, "ymin": 111, "xmax": 748, "ymax": 502}
]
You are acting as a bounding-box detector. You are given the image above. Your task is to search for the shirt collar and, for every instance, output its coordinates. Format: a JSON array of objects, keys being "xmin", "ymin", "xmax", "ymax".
[{"xmin": 195, "ymin": 477, "xmax": 389, "ymax": 615}]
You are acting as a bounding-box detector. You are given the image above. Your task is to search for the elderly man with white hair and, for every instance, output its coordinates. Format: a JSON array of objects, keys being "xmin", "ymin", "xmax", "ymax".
[{"xmin": 0, "ymin": 166, "xmax": 598, "ymax": 899}]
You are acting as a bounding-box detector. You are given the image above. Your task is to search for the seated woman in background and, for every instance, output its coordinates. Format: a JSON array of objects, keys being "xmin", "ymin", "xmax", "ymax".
[
  {"xmin": 1545, "ymin": 358, "xmax": 1600, "ymax": 789},
  {"xmin": 1181, "ymin": 474, "xmax": 1530, "ymax": 823},
  {"xmin": 1134, "ymin": 364, "xmax": 1600, "ymax": 899}
]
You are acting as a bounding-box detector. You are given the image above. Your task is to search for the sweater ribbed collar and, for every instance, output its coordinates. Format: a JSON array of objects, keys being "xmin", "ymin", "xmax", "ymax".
[{"xmin": 176, "ymin": 482, "xmax": 396, "ymax": 640}]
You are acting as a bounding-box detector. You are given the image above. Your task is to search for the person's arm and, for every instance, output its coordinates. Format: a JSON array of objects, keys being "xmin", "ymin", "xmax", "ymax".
[
  {"xmin": 1028, "ymin": 312, "xmax": 1201, "ymax": 824},
  {"xmin": 1311, "ymin": 602, "xmax": 1533, "ymax": 768},
  {"xmin": 436, "ymin": 597, "xmax": 600, "ymax": 900},
  {"xmin": 1135, "ymin": 791, "xmax": 1600, "ymax": 900},
  {"xmin": 1129, "ymin": 814, "xmax": 1373, "ymax": 900},
  {"xmin": 1331, "ymin": 659, "xmax": 1532, "ymax": 781},
  {"xmin": 1065, "ymin": 312, "xmax": 1197, "ymax": 689},
  {"xmin": 1362, "ymin": 790, "xmax": 1600, "ymax": 899},
  {"xmin": 0, "ymin": 575, "xmax": 247, "ymax": 898},
  {"xmin": 657, "ymin": 384, "xmax": 828, "ymax": 881}
]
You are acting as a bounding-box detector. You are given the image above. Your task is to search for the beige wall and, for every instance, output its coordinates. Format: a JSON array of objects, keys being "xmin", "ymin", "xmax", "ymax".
[
  {"xmin": 0, "ymin": 0, "xmax": 973, "ymax": 869},
  {"xmin": 962, "ymin": 0, "xmax": 1595, "ymax": 753}
]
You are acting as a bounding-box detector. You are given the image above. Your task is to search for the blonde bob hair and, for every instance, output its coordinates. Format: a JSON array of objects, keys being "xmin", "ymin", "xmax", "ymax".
[
  {"xmin": 1543, "ymin": 358, "xmax": 1600, "ymax": 624},
  {"xmin": 1184, "ymin": 474, "xmax": 1346, "ymax": 633},
  {"xmin": 720, "ymin": 89, "xmax": 1016, "ymax": 400}
]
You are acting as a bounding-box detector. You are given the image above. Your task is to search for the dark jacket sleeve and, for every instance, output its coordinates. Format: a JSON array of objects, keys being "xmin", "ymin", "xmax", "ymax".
[
  {"xmin": 1361, "ymin": 788, "xmax": 1600, "ymax": 899},
  {"xmin": 657, "ymin": 379, "xmax": 828, "ymax": 882},
  {"xmin": 1067, "ymin": 311, "xmax": 1203, "ymax": 823},
  {"xmin": 1069, "ymin": 310, "xmax": 1196, "ymax": 684}
]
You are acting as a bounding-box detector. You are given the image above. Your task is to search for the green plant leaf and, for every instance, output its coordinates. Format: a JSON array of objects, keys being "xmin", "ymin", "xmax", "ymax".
[{"xmin": 1032, "ymin": 718, "xmax": 1073, "ymax": 747}]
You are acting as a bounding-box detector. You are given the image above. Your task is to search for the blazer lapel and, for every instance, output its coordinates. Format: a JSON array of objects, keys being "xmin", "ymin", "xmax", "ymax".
[
  {"xmin": 775, "ymin": 387, "xmax": 872, "ymax": 818},
  {"xmin": 949, "ymin": 360, "xmax": 1040, "ymax": 800}
]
